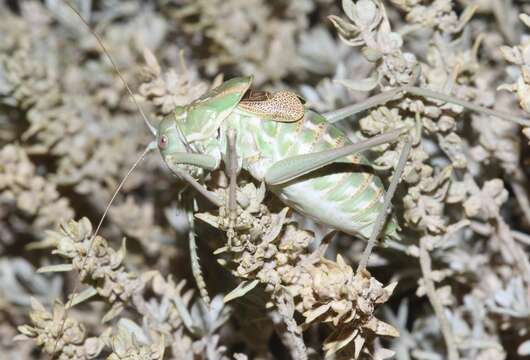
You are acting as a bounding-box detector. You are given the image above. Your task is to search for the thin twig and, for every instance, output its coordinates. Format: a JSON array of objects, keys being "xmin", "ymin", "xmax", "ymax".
[
  {"xmin": 512, "ymin": 230, "xmax": 530, "ymax": 246},
  {"xmin": 270, "ymin": 291, "xmax": 307, "ymax": 360},
  {"xmin": 418, "ymin": 236, "xmax": 460, "ymax": 360},
  {"xmin": 495, "ymin": 215, "xmax": 530, "ymax": 287},
  {"xmin": 470, "ymin": 221, "xmax": 530, "ymax": 246},
  {"xmin": 509, "ymin": 169, "xmax": 530, "ymax": 227}
]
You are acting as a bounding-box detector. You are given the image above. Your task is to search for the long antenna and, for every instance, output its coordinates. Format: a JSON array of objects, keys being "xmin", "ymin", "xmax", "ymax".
[
  {"xmin": 52, "ymin": 2, "xmax": 158, "ymax": 357},
  {"xmin": 93, "ymin": 144, "xmax": 154, "ymax": 241},
  {"xmin": 64, "ymin": 1, "xmax": 157, "ymax": 136},
  {"xmin": 52, "ymin": 144, "xmax": 152, "ymax": 357}
]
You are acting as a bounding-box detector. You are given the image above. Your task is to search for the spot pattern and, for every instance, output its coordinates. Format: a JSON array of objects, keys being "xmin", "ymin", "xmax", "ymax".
[{"xmin": 239, "ymin": 90, "xmax": 305, "ymax": 122}]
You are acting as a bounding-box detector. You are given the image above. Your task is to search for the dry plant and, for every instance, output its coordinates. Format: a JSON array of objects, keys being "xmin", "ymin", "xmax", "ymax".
[{"xmin": 1, "ymin": 0, "xmax": 530, "ymax": 359}]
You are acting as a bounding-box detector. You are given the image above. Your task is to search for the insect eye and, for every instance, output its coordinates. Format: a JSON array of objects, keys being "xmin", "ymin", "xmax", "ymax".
[{"xmin": 158, "ymin": 135, "xmax": 169, "ymax": 149}]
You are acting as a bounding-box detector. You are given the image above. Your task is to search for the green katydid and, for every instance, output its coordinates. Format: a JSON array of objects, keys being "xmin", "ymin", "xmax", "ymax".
[
  {"xmin": 155, "ymin": 75, "xmax": 528, "ymax": 241},
  {"xmin": 50, "ymin": 2, "xmax": 530, "ymax": 357},
  {"xmin": 158, "ymin": 76, "xmax": 407, "ymax": 241},
  {"xmin": 60, "ymin": 3, "xmax": 530, "ymax": 271}
]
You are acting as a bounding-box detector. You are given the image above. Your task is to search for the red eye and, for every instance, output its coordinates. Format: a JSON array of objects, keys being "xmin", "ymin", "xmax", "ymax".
[{"xmin": 158, "ymin": 135, "xmax": 168, "ymax": 149}]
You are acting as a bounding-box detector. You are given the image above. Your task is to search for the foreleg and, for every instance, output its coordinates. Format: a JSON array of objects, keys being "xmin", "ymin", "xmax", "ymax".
[
  {"xmin": 164, "ymin": 153, "xmax": 222, "ymax": 207},
  {"xmin": 226, "ymin": 128, "xmax": 239, "ymax": 247}
]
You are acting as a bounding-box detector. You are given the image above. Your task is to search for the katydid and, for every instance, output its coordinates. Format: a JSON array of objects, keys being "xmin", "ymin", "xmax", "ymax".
[
  {"xmin": 156, "ymin": 76, "xmax": 529, "ymax": 242},
  {"xmin": 51, "ymin": 2, "xmax": 530, "ymax": 357},
  {"xmin": 159, "ymin": 76, "xmax": 405, "ymax": 241},
  {"xmin": 59, "ymin": 3, "xmax": 530, "ymax": 264},
  {"xmin": 59, "ymin": 1, "xmax": 530, "ymax": 269}
]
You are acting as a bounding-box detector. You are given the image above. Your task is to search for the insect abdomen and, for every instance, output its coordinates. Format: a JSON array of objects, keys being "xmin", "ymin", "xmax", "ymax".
[
  {"xmin": 226, "ymin": 109, "xmax": 399, "ymax": 241},
  {"xmin": 271, "ymin": 170, "xmax": 398, "ymax": 240}
]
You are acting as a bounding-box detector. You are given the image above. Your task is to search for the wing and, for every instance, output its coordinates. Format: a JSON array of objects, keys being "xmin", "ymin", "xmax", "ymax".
[{"xmin": 239, "ymin": 89, "xmax": 305, "ymax": 122}]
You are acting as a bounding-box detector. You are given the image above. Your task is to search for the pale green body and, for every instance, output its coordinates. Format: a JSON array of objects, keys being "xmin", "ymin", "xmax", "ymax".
[
  {"xmin": 158, "ymin": 77, "xmax": 398, "ymax": 240},
  {"xmin": 222, "ymin": 109, "xmax": 396, "ymax": 239}
]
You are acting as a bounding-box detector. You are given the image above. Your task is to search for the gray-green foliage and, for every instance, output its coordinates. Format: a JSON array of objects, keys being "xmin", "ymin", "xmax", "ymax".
[{"xmin": 2, "ymin": 0, "xmax": 530, "ymax": 359}]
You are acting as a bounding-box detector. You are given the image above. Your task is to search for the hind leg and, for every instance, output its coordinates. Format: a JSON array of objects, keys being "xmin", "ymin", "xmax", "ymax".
[{"xmin": 356, "ymin": 138, "xmax": 412, "ymax": 272}]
